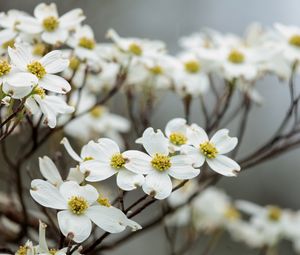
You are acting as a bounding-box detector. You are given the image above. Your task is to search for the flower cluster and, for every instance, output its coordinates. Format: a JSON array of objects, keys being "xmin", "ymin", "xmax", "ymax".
[{"xmin": 167, "ymin": 185, "xmax": 300, "ymax": 254}]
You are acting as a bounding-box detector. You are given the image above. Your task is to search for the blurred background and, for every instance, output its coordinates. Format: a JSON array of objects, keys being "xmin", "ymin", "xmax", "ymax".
[{"xmin": 1, "ymin": 0, "xmax": 300, "ymax": 254}]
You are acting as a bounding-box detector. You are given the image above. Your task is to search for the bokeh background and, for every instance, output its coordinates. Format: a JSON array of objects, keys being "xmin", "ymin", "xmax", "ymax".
[{"xmin": 1, "ymin": 0, "xmax": 300, "ymax": 254}]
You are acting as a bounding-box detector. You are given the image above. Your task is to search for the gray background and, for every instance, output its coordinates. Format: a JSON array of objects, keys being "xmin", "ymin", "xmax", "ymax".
[{"xmin": 1, "ymin": 0, "xmax": 300, "ymax": 254}]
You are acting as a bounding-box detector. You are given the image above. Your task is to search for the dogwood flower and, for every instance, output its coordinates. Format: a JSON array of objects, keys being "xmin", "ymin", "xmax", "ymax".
[
  {"xmin": 0, "ymin": 10, "xmax": 29, "ymax": 49},
  {"xmin": 30, "ymin": 180, "xmax": 141, "ymax": 242},
  {"xmin": 68, "ymin": 25, "xmax": 99, "ymax": 62},
  {"xmin": 62, "ymin": 137, "xmax": 145, "ymax": 191},
  {"xmin": 8, "ymin": 43, "xmax": 71, "ymax": 94},
  {"xmin": 17, "ymin": 3, "xmax": 85, "ymax": 45},
  {"xmin": 125, "ymin": 127, "xmax": 200, "ymax": 199},
  {"xmin": 106, "ymin": 29, "xmax": 166, "ymax": 59},
  {"xmin": 25, "ymin": 91, "xmax": 74, "ymax": 128},
  {"xmin": 183, "ymin": 125, "xmax": 240, "ymax": 176},
  {"xmin": 174, "ymin": 52, "xmax": 209, "ymax": 97},
  {"xmin": 192, "ymin": 187, "xmax": 241, "ymax": 232},
  {"xmin": 163, "ymin": 118, "xmax": 190, "ymax": 152},
  {"xmin": 236, "ymin": 200, "xmax": 291, "ymax": 246}
]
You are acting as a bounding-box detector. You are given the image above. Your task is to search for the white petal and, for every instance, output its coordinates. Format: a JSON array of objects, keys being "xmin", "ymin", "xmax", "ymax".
[
  {"xmin": 86, "ymin": 205, "xmax": 141, "ymax": 233},
  {"xmin": 165, "ymin": 118, "xmax": 187, "ymax": 137},
  {"xmin": 187, "ymin": 124, "xmax": 208, "ymax": 147},
  {"xmin": 40, "ymin": 50, "xmax": 69, "ymax": 73},
  {"xmin": 97, "ymin": 138, "xmax": 120, "ymax": 157},
  {"xmin": 80, "ymin": 160, "xmax": 116, "ymax": 182},
  {"xmin": 6, "ymin": 72, "xmax": 38, "ymax": 87},
  {"xmin": 122, "ymin": 150, "xmax": 152, "ymax": 174},
  {"xmin": 57, "ymin": 210, "xmax": 91, "ymax": 243},
  {"xmin": 60, "ymin": 137, "xmax": 82, "ymax": 162},
  {"xmin": 2, "ymin": 83, "xmax": 32, "ymax": 99},
  {"xmin": 207, "ymin": 155, "xmax": 240, "ymax": 176},
  {"xmin": 81, "ymin": 141, "xmax": 104, "ymax": 160},
  {"xmin": 25, "ymin": 97, "xmax": 40, "ymax": 114},
  {"xmin": 41, "ymin": 29, "xmax": 68, "ymax": 45},
  {"xmin": 17, "ymin": 16, "xmax": 42, "ymax": 34},
  {"xmin": 39, "ymin": 74, "xmax": 71, "ymax": 93},
  {"xmin": 168, "ymin": 155, "xmax": 200, "ymax": 179},
  {"xmin": 181, "ymin": 145, "xmax": 205, "ymax": 168},
  {"xmin": 59, "ymin": 181, "xmax": 98, "ymax": 204},
  {"xmin": 59, "ymin": 9, "xmax": 85, "ymax": 29},
  {"xmin": 67, "ymin": 167, "xmax": 85, "ymax": 184},
  {"xmin": 39, "ymin": 156, "xmax": 62, "ymax": 186},
  {"xmin": 116, "ymin": 170, "xmax": 144, "ymax": 191},
  {"xmin": 38, "ymin": 221, "xmax": 49, "ymax": 253},
  {"xmin": 34, "ymin": 3, "xmax": 58, "ymax": 20},
  {"xmin": 142, "ymin": 172, "xmax": 172, "ymax": 200},
  {"xmin": 210, "ymin": 129, "xmax": 238, "ymax": 154},
  {"xmin": 30, "ymin": 179, "xmax": 66, "ymax": 209},
  {"xmin": 140, "ymin": 127, "xmax": 169, "ymax": 156},
  {"xmin": 8, "ymin": 44, "xmax": 32, "ymax": 70}
]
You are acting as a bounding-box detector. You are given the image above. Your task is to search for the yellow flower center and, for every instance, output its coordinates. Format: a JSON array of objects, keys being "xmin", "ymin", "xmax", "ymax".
[
  {"xmin": 110, "ymin": 153, "xmax": 126, "ymax": 169},
  {"xmin": 32, "ymin": 87, "xmax": 46, "ymax": 98},
  {"xmin": 169, "ymin": 132, "xmax": 187, "ymax": 145},
  {"xmin": 268, "ymin": 206, "xmax": 282, "ymax": 222},
  {"xmin": 200, "ymin": 141, "xmax": 218, "ymax": 159},
  {"xmin": 227, "ymin": 49, "xmax": 245, "ymax": 64},
  {"xmin": 49, "ymin": 249, "xmax": 57, "ymax": 255},
  {"xmin": 129, "ymin": 43, "xmax": 142, "ymax": 55},
  {"xmin": 151, "ymin": 153, "xmax": 171, "ymax": 172},
  {"xmin": 68, "ymin": 196, "xmax": 89, "ymax": 215},
  {"xmin": 184, "ymin": 60, "xmax": 200, "ymax": 73},
  {"xmin": 79, "ymin": 37, "xmax": 95, "ymax": 49},
  {"xmin": 90, "ymin": 106, "xmax": 104, "ymax": 118},
  {"xmin": 32, "ymin": 43, "xmax": 48, "ymax": 56},
  {"xmin": 16, "ymin": 246, "xmax": 28, "ymax": 255},
  {"xmin": 69, "ymin": 56, "xmax": 80, "ymax": 70},
  {"xmin": 289, "ymin": 35, "xmax": 300, "ymax": 47},
  {"xmin": 2, "ymin": 39, "xmax": 15, "ymax": 49},
  {"xmin": 97, "ymin": 195, "xmax": 111, "ymax": 207},
  {"xmin": 0, "ymin": 60, "xmax": 11, "ymax": 77},
  {"xmin": 83, "ymin": 156, "xmax": 94, "ymax": 161},
  {"xmin": 224, "ymin": 206, "xmax": 240, "ymax": 220},
  {"xmin": 42, "ymin": 16, "xmax": 59, "ymax": 32},
  {"xmin": 27, "ymin": 61, "xmax": 46, "ymax": 79},
  {"xmin": 149, "ymin": 65, "xmax": 164, "ymax": 75}
]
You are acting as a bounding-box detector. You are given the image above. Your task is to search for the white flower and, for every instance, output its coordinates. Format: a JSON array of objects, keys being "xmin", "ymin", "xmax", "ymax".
[
  {"xmin": 0, "ymin": 10, "xmax": 29, "ymax": 49},
  {"xmin": 174, "ymin": 52, "xmax": 209, "ymax": 97},
  {"xmin": 68, "ymin": 25, "xmax": 99, "ymax": 62},
  {"xmin": 30, "ymin": 180, "xmax": 141, "ymax": 242},
  {"xmin": 8, "ymin": 43, "xmax": 71, "ymax": 94},
  {"xmin": 192, "ymin": 187, "xmax": 240, "ymax": 232},
  {"xmin": 17, "ymin": 3, "xmax": 85, "ymax": 45},
  {"xmin": 62, "ymin": 137, "xmax": 145, "ymax": 191},
  {"xmin": 236, "ymin": 200, "xmax": 290, "ymax": 247},
  {"xmin": 106, "ymin": 29, "xmax": 166, "ymax": 59},
  {"xmin": 125, "ymin": 127, "xmax": 200, "ymax": 199},
  {"xmin": 64, "ymin": 91, "xmax": 130, "ymax": 145},
  {"xmin": 273, "ymin": 23, "xmax": 300, "ymax": 64},
  {"xmin": 183, "ymin": 125, "xmax": 240, "ymax": 176},
  {"xmin": 25, "ymin": 92, "xmax": 74, "ymax": 128},
  {"xmin": 162, "ymin": 118, "xmax": 190, "ymax": 152}
]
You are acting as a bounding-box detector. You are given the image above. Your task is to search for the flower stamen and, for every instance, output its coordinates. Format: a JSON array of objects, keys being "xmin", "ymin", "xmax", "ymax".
[
  {"xmin": 129, "ymin": 43, "xmax": 142, "ymax": 55},
  {"xmin": 68, "ymin": 196, "xmax": 89, "ymax": 215},
  {"xmin": 184, "ymin": 60, "xmax": 200, "ymax": 73},
  {"xmin": 169, "ymin": 132, "xmax": 187, "ymax": 145},
  {"xmin": 151, "ymin": 153, "xmax": 171, "ymax": 172},
  {"xmin": 0, "ymin": 60, "xmax": 11, "ymax": 77},
  {"xmin": 227, "ymin": 50, "xmax": 245, "ymax": 64},
  {"xmin": 27, "ymin": 61, "xmax": 46, "ymax": 79},
  {"xmin": 42, "ymin": 16, "xmax": 59, "ymax": 32},
  {"xmin": 268, "ymin": 206, "xmax": 282, "ymax": 222},
  {"xmin": 200, "ymin": 141, "xmax": 218, "ymax": 159},
  {"xmin": 110, "ymin": 153, "xmax": 126, "ymax": 169},
  {"xmin": 79, "ymin": 37, "xmax": 95, "ymax": 49}
]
